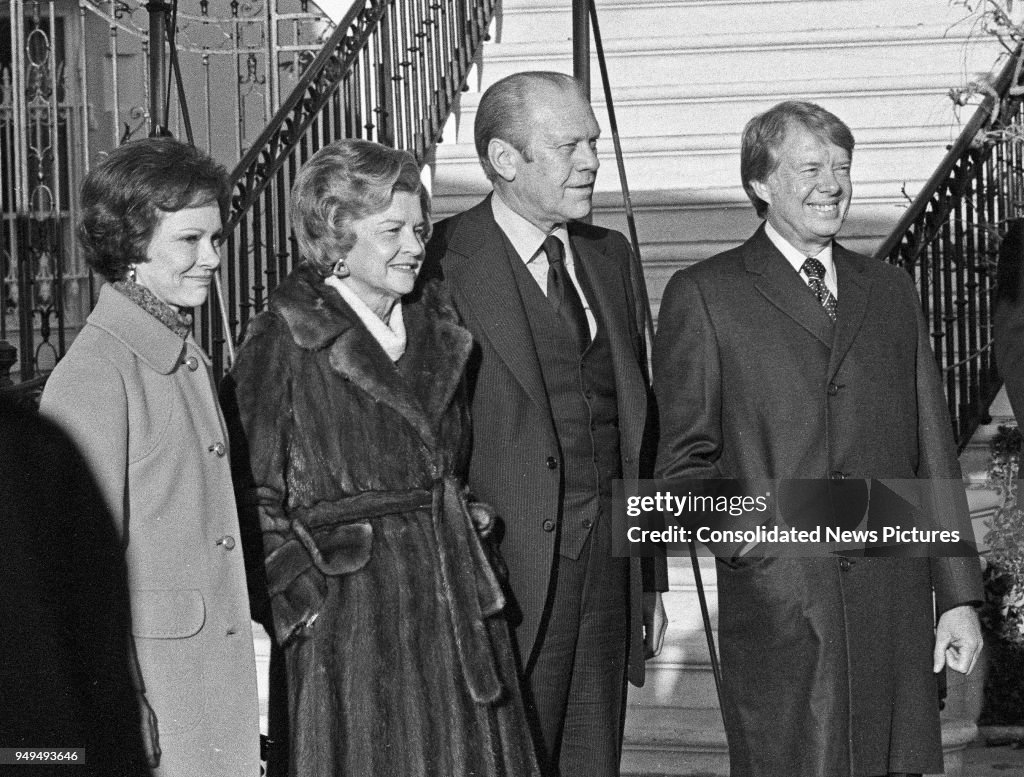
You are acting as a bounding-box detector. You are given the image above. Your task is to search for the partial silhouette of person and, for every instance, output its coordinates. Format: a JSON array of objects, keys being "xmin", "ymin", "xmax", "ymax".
[
  {"xmin": 0, "ymin": 393, "xmax": 147, "ymax": 776},
  {"xmin": 994, "ymin": 219, "xmax": 1024, "ymax": 423}
]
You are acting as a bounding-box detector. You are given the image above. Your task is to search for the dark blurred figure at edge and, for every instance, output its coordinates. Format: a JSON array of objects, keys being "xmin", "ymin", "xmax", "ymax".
[
  {"xmin": 994, "ymin": 219, "xmax": 1024, "ymax": 425},
  {"xmin": 0, "ymin": 393, "xmax": 148, "ymax": 776}
]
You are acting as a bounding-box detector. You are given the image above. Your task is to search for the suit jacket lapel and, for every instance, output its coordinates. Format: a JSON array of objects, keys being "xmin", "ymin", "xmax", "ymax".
[
  {"xmin": 827, "ymin": 244, "xmax": 872, "ymax": 382},
  {"xmin": 442, "ymin": 199, "xmax": 551, "ymax": 419},
  {"xmin": 570, "ymin": 229, "xmax": 646, "ymax": 460},
  {"xmin": 745, "ymin": 225, "xmax": 834, "ymax": 347}
]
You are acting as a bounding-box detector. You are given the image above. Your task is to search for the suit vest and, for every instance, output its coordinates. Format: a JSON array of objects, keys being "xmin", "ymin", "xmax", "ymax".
[{"xmin": 504, "ymin": 236, "xmax": 622, "ymax": 559}]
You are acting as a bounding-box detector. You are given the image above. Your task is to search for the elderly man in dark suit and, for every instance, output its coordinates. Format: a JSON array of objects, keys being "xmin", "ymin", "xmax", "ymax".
[
  {"xmin": 653, "ymin": 101, "xmax": 983, "ymax": 777},
  {"xmin": 425, "ymin": 71, "xmax": 667, "ymax": 777}
]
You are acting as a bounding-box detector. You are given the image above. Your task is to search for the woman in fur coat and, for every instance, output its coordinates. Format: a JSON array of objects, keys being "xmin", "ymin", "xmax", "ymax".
[{"xmin": 222, "ymin": 139, "xmax": 538, "ymax": 777}]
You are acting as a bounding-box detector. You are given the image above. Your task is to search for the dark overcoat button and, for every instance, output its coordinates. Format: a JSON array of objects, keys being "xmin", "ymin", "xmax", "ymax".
[
  {"xmin": 546, "ymin": 456, "xmax": 558, "ymax": 469},
  {"xmin": 542, "ymin": 519, "xmax": 555, "ymax": 532},
  {"xmin": 582, "ymin": 518, "xmax": 594, "ymax": 530},
  {"xmin": 827, "ymin": 382, "xmax": 839, "ymax": 396},
  {"xmin": 839, "ymin": 558, "xmax": 852, "ymax": 571}
]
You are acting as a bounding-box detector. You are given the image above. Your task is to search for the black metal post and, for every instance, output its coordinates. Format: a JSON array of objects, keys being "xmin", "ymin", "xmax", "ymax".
[
  {"xmin": 572, "ymin": 0, "xmax": 589, "ymax": 91},
  {"xmin": 0, "ymin": 341, "xmax": 16, "ymax": 388},
  {"xmin": 16, "ymin": 216, "xmax": 34, "ymax": 381},
  {"xmin": 146, "ymin": 1, "xmax": 171, "ymax": 136}
]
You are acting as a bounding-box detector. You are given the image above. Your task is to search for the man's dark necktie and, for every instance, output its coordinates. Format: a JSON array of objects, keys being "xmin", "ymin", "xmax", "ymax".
[
  {"xmin": 544, "ymin": 235, "xmax": 591, "ymax": 352},
  {"xmin": 801, "ymin": 256, "xmax": 837, "ymax": 321}
]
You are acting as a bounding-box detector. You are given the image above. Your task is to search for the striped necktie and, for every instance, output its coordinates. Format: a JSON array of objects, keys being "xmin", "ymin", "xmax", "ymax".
[{"xmin": 801, "ymin": 256, "xmax": 837, "ymax": 321}]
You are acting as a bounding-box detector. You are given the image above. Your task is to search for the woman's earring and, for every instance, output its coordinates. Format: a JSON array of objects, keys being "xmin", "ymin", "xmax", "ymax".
[
  {"xmin": 127, "ymin": 264, "xmax": 137, "ymax": 283},
  {"xmin": 332, "ymin": 259, "xmax": 349, "ymax": 279}
]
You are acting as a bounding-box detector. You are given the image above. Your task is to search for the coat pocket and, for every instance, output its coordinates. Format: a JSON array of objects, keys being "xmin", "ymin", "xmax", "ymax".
[
  {"xmin": 131, "ymin": 588, "xmax": 206, "ymax": 638},
  {"xmin": 131, "ymin": 589, "xmax": 207, "ymax": 735}
]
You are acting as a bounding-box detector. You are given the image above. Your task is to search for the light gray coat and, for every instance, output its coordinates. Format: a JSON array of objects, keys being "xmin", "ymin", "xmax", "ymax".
[{"xmin": 42, "ymin": 284, "xmax": 260, "ymax": 777}]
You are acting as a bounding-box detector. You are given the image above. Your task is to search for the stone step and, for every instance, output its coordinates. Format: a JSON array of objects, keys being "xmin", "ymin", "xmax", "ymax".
[
  {"xmin": 620, "ymin": 706, "xmax": 730, "ymax": 777},
  {"xmin": 436, "ymin": 124, "xmax": 962, "ymax": 193},
  {"xmin": 429, "ymin": 186, "xmax": 933, "ymax": 310},
  {"xmin": 448, "ymin": 73, "xmax": 980, "ymax": 141},
  {"xmin": 621, "ymin": 702, "xmax": 977, "ymax": 777},
  {"xmin": 654, "ymin": 559, "xmax": 720, "ymax": 671},
  {"xmin": 471, "ymin": 25, "xmax": 992, "ymax": 91},
  {"xmin": 494, "ymin": 0, "xmax": 979, "ymax": 44},
  {"xmin": 667, "ymin": 555, "xmax": 718, "ymax": 588},
  {"xmin": 430, "ymin": 169, "xmax": 927, "ymax": 210},
  {"xmin": 631, "ymin": 660, "xmax": 721, "ymax": 710},
  {"xmin": 934, "ymin": 718, "xmax": 982, "ymax": 777},
  {"xmin": 254, "ymin": 623, "xmax": 271, "ymax": 735}
]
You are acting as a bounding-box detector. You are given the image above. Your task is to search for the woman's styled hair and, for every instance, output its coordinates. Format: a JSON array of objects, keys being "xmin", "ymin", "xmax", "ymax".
[
  {"xmin": 78, "ymin": 137, "xmax": 229, "ymax": 283},
  {"xmin": 740, "ymin": 101, "xmax": 855, "ymax": 218},
  {"xmin": 290, "ymin": 139, "xmax": 430, "ymax": 277}
]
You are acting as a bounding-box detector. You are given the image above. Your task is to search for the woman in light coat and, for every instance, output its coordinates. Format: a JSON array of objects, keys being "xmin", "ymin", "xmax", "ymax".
[{"xmin": 41, "ymin": 138, "xmax": 260, "ymax": 776}]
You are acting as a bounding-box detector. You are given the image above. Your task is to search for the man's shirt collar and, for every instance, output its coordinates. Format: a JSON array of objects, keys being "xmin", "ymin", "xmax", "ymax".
[
  {"xmin": 491, "ymin": 191, "xmax": 570, "ymax": 262},
  {"xmin": 764, "ymin": 219, "xmax": 837, "ymax": 296}
]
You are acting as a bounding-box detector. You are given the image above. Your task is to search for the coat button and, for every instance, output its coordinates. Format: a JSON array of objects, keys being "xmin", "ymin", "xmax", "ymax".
[
  {"xmin": 839, "ymin": 557, "xmax": 852, "ymax": 571},
  {"xmin": 829, "ymin": 470, "xmax": 846, "ymax": 480},
  {"xmin": 216, "ymin": 535, "xmax": 236, "ymax": 550},
  {"xmin": 582, "ymin": 518, "xmax": 594, "ymax": 530},
  {"xmin": 542, "ymin": 519, "xmax": 555, "ymax": 532},
  {"xmin": 827, "ymin": 382, "xmax": 839, "ymax": 396},
  {"xmin": 208, "ymin": 442, "xmax": 227, "ymax": 457},
  {"xmin": 546, "ymin": 456, "xmax": 558, "ymax": 469},
  {"xmin": 183, "ymin": 355, "xmax": 199, "ymax": 371}
]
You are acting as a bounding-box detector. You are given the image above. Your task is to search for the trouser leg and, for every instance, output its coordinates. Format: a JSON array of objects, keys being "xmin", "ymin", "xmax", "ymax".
[{"xmin": 524, "ymin": 504, "xmax": 630, "ymax": 777}]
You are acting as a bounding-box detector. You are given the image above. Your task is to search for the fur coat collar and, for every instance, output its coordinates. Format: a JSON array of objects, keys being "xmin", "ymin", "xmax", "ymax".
[{"xmin": 267, "ymin": 263, "xmax": 473, "ymax": 449}]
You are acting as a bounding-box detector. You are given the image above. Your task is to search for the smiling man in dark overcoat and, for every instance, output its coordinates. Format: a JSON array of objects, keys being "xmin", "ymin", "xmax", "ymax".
[{"xmin": 652, "ymin": 100, "xmax": 983, "ymax": 777}]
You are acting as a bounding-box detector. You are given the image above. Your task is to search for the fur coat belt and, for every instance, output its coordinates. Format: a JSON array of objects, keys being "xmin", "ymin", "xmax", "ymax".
[{"xmin": 264, "ymin": 476, "xmax": 507, "ymax": 704}]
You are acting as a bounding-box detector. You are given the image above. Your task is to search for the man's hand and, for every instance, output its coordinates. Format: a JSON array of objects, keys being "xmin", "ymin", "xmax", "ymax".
[
  {"xmin": 643, "ymin": 591, "xmax": 668, "ymax": 659},
  {"xmin": 933, "ymin": 604, "xmax": 982, "ymax": 675},
  {"xmin": 466, "ymin": 501, "xmax": 497, "ymax": 538},
  {"xmin": 138, "ymin": 692, "xmax": 161, "ymax": 768}
]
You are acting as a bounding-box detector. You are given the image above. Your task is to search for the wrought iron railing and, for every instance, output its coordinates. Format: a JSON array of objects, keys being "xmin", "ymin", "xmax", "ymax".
[
  {"xmin": 875, "ymin": 50, "xmax": 1024, "ymax": 450},
  {"xmin": 210, "ymin": 0, "xmax": 494, "ymax": 377},
  {"xmin": 0, "ymin": 0, "xmax": 336, "ymax": 393}
]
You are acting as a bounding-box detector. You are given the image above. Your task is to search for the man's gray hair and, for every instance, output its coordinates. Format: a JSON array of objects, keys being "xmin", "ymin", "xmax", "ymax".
[{"xmin": 474, "ymin": 71, "xmax": 587, "ymax": 181}]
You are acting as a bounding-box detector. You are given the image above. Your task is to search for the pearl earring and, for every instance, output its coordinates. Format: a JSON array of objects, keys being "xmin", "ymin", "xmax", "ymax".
[
  {"xmin": 128, "ymin": 264, "xmax": 137, "ymax": 283},
  {"xmin": 332, "ymin": 259, "xmax": 349, "ymax": 279}
]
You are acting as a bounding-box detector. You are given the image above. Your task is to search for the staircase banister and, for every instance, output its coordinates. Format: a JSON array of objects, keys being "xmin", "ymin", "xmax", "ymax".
[
  {"xmin": 209, "ymin": 0, "xmax": 497, "ymax": 378},
  {"xmin": 873, "ymin": 49, "xmax": 1022, "ymax": 262},
  {"xmin": 223, "ymin": 0, "xmax": 385, "ymax": 232}
]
